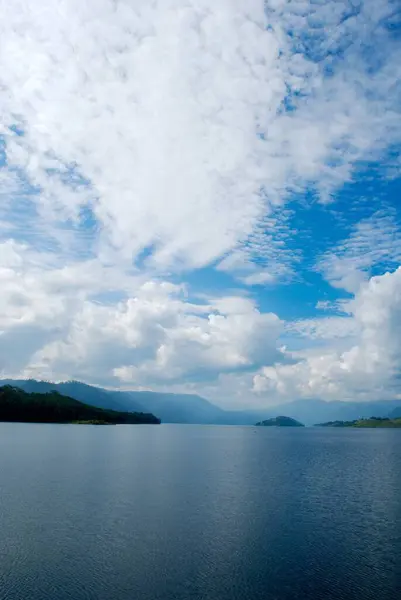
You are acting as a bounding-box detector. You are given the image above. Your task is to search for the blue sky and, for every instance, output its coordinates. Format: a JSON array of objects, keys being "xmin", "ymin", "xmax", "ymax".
[
  {"xmin": 0, "ymin": 0, "xmax": 401, "ymax": 408},
  {"xmin": 184, "ymin": 171, "xmax": 400, "ymax": 316}
]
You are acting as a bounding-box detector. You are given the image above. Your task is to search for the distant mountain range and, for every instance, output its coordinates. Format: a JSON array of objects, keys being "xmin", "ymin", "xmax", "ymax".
[
  {"xmin": 389, "ymin": 406, "xmax": 401, "ymax": 419},
  {"xmin": 2, "ymin": 379, "xmax": 401, "ymax": 426},
  {"xmin": 0, "ymin": 379, "xmax": 229, "ymax": 424}
]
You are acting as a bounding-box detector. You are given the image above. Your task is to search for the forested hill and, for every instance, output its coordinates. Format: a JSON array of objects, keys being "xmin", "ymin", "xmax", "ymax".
[
  {"xmin": 0, "ymin": 386, "xmax": 160, "ymax": 425},
  {"xmin": 315, "ymin": 417, "xmax": 401, "ymax": 428},
  {"xmin": 255, "ymin": 416, "xmax": 305, "ymax": 427}
]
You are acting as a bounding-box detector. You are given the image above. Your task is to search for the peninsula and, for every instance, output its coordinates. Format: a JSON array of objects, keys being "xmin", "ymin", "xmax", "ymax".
[{"xmin": 315, "ymin": 417, "xmax": 401, "ymax": 428}]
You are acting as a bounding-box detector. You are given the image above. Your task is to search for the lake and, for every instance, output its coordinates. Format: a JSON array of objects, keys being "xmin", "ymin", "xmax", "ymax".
[{"xmin": 0, "ymin": 423, "xmax": 400, "ymax": 600}]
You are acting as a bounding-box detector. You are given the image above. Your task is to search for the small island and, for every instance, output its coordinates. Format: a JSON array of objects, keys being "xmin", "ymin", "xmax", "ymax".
[
  {"xmin": 315, "ymin": 417, "xmax": 401, "ymax": 428},
  {"xmin": 0, "ymin": 385, "xmax": 161, "ymax": 425},
  {"xmin": 255, "ymin": 416, "xmax": 305, "ymax": 427}
]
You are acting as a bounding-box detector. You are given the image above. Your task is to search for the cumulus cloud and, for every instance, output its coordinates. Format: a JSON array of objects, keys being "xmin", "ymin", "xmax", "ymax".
[
  {"xmin": 15, "ymin": 281, "xmax": 282, "ymax": 387},
  {"xmin": 0, "ymin": 0, "xmax": 400, "ymax": 404},
  {"xmin": 254, "ymin": 267, "xmax": 401, "ymax": 402}
]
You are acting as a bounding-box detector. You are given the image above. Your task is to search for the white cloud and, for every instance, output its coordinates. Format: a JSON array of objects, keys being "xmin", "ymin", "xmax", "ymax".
[
  {"xmin": 254, "ymin": 210, "xmax": 401, "ymax": 405},
  {"xmin": 254, "ymin": 267, "xmax": 401, "ymax": 402},
  {"xmin": 315, "ymin": 301, "xmax": 335, "ymax": 311},
  {"xmin": 216, "ymin": 208, "xmax": 299, "ymax": 285},
  {"xmin": 285, "ymin": 316, "xmax": 358, "ymax": 340},
  {"xmin": 1, "ymin": 0, "xmax": 400, "ymax": 272},
  {"xmin": 1, "ymin": 0, "xmax": 285, "ymax": 270},
  {"xmin": 318, "ymin": 210, "xmax": 401, "ymax": 292},
  {"xmin": 17, "ymin": 282, "xmax": 282, "ymax": 386},
  {"xmin": 0, "ymin": 240, "xmax": 283, "ymax": 394},
  {"xmin": 0, "ymin": 1, "xmax": 400, "ymax": 404}
]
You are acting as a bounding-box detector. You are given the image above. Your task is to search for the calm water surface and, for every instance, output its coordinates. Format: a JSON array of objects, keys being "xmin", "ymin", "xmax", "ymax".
[{"xmin": 0, "ymin": 424, "xmax": 401, "ymax": 600}]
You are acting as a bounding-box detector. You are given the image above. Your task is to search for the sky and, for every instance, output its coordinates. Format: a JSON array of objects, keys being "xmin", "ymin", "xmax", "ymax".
[{"xmin": 0, "ymin": 0, "xmax": 401, "ymax": 409}]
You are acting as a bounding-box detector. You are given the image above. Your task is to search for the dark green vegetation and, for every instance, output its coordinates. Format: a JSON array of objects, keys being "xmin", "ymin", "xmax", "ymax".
[
  {"xmin": 264, "ymin": 398, "xmax": 401, "ymax": 426},
  {"xmin": 0, "ymin": 386, "xmax": 160, "ymax": 425},
  {"xmin": 2, "ymin": 379, "xmax": 401, "ymax": 425},
  {"xmin": 255, "ymin": 416, "xmax": 305, "ymax": 427},
  {"xmin": 315, "ymin": 417, "xmax": 401, "ymax": 428},
  {"xmin": 315, "ymin": 420, "xmax": 355, "ymax": 427},
  {"xmin": 1, "ymin": 379, "xmax": 227, "ymax": 424},
  {"xmin": 72, "ymin": 420, "xmax": 113, "ymax": 425}
]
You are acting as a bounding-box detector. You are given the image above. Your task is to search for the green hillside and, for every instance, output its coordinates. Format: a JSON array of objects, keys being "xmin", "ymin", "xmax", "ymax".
[
  {"xmin": 255, "ymin": 416, "xmax": 305, "ymax": 427},
  {"xmin": 0, "ymin": 386, "xmax": 160, "ymax": 425},
  {"xmin": 315, "ymin": 417, "xmax": 401, "ymax": 428}
]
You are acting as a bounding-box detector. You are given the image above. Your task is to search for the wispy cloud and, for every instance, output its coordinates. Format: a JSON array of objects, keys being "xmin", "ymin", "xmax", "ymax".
[
  {"xmin": 318, "ymin": 209, "xmax": 401, "ymax": 291},
  {"xmin": 216, "ymin": 207, "xmax": 300, "ymax": 285},
  {"xmin": 285, "ymin": 316, "xmax": 358, "ymax": 341},
  {"xmin": 1, "ymin": 0, "xmax": 400, "ymax": 271},
  {"xmin": 0, "ymin": 1, "xmax": 400, "ymax": 403}
]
